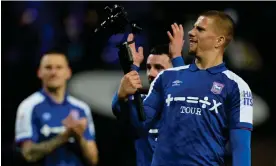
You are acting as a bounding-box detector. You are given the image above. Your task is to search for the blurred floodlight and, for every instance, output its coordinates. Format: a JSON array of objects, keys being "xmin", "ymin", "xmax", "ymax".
[
  {"xmin": 226, "ymin": 39, "xmax": 263, "ymax": 71},
  {"xmin": 21, "ymin": 8, "xmax": 38, "ymax": 25}
]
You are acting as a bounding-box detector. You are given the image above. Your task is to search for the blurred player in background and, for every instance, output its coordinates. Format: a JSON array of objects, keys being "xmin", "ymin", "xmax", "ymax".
[
  {"xmin": 112, "ymin": 24, "xmax": 185, "ymax": 166},
  {"xmin": 118, "ymin": 11, "xmax": 253, "ymax": 166},
  {"xmin": 15, "ymin": 51, "xmax": 99, "ymax": 166}
]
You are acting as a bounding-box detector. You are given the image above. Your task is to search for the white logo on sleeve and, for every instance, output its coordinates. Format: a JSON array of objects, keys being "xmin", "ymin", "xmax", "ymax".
[
  {"xmin": 16, "ymin": 113, "xmax": 29, "ymax": 134},
  {"xmin": 241, "ymin": 90, "xmax": 253, "ymax": 106}
]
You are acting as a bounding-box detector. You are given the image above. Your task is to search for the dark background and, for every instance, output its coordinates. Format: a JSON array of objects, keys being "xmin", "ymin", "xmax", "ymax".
[{"xmin": 1, "ymin": 1, "xmax": 276, "ymax": 166}]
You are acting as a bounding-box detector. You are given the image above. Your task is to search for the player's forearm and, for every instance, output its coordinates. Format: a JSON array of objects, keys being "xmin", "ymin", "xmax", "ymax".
[
  {"xmin": 78, "ymin": 137, "xmax": 99, "ymax": 165},
  {"xmin": 128, "ymin": 102, "xmax": 157, "ymax": 131},
  {"xmin": 128, "ymin": 95, "xmax": 161, "ymax": 130},
  {"xmin": 232, "ymin": 147, "xmax": 251, "ymax": 166},
  {"xmin": 230, "ymin": 129, "xmax": 251, "ymax": 166},
  {"xmin": 22, "ymin": 133, "xmax": 69, "ymax": 162},
  {"xmin": 113, "ymin": 90, "xmax": 149, "ymax": 132},
  {"xmin": 112, "ymin": 91, "xmax": 131, "ymax": 120},
  {"xmin": 112, "ymin": 91, "xmax": 122, "ymax": 117},
  {"xmin": 113, "ymin": 92, "xmax": 145, "ymax": 133}
]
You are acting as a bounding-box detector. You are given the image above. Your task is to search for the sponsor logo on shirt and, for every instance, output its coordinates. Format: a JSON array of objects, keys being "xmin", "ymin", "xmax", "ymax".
[
  {"xmin": 241, "ymin": 90, "xmax": 253, "ymax": 106},
  {"xmin": 40, "ymin": 125, "xmax": 76, "ymax": 142},
  {"xmin": 40, "ymin": 124, "xmax": 65, "ymax": 137},
  {"xmin": 172, "ymin": 80, "xmax": 183, "ymax": 87},
  {"xmin": 166, "ymin": 94, "xmax": 222, "ymax": 115}
]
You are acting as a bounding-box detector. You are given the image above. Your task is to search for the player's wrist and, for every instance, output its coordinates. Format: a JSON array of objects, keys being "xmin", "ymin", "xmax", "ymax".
[
  {"xmin": 75, "ymin": 134, "xmax": 86, "ymax": 143},
  {"xmin": 133, "ymin": 62, "xmax": 141, "ymax": 67},
  {"xmin": 171, "ymin": 52, "xmax": 182, "ymax": 58},
  {"xmin": 73, "ymin": 132, "xmax": 83, "ymax": 141},
  {"xmin": 131, "ymin": 64, "xmax": 140, "ymax": 72},
  {"xmin": 60, "ymin": 130, "xmax": 72, "ymax": 142},
  {"xmin": 118, "ymin": 88, "xmax": 128, "ymax": 99}
]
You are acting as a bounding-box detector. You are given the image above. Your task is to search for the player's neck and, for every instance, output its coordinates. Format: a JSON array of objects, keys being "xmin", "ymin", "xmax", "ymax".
[
  {"xmin": 43, "ymin": 86, "xmax": 66, "ymax": 104},
  {"xmin": 195, "ymin": 50, "xmax": 223, "ymax": 69}
]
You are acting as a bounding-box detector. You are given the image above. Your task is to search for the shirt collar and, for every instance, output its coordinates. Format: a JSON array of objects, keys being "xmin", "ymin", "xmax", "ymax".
[
  {"xmin": 40, "ymin": 88, "xmax": 69, "ymax": 105},
  {"xmin": 188, "ymin": 62, "xmax": 227, "ymax": 74}
]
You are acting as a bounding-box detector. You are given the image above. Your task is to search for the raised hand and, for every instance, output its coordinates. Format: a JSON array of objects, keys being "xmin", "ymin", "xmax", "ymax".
[
  {"xmin": 127, "ymin": 33, "xmax": 144, "ymax": 67},
  {"xmin": 167, "ymin": 23, "xmax": 184, "ymax": 58}
]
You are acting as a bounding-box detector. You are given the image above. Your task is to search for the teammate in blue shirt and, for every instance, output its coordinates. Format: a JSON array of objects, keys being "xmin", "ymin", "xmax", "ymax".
[
  {"xmin": 118, "ymin": 11, "xmax": 253, "ymax": 166},
  {"xmin": 15, "ymin": 51, "xmax": 99, "ymax": 166},
  {"xmin": 112, "ymin": 25, "xmax": 185, "ymax": 166}
]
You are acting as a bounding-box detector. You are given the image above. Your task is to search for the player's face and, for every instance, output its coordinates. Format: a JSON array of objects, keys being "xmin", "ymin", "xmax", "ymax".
[
  {"xmin": 188, "ymin": 16, "xmax": 218, "ymax": 56},
  {"xmin": 38, "ymin": 54, "xmax": 71, "ymax": 90},
  {"xmin": 146, "ymin": 54, "xmax": 172, "ymax": 84}
]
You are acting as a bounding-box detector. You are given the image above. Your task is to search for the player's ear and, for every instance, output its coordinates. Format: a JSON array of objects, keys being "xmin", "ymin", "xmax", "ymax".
[
  {"xmin": 67, "ymin": 67, "xmax": 72, "ymax": 80},
  {"xmin": 37, "ymin": 68, "xmax": 42, "ymax": 79},
  {"xmin": 215, "ymin": 36, "xmax": 225, "ymax": 48}
]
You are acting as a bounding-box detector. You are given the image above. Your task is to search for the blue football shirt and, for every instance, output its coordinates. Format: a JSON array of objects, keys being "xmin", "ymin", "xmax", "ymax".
[
  {"xmin": 112, "ymin": 56, "xmax": 185, "ymax": 166},
  {"xmin": 141, "ymin": 63, "xmax": 253, "ymax": 166},
  {"xmin": 15, "ymin": 89, "xmax": 96, "ymax": 166}
]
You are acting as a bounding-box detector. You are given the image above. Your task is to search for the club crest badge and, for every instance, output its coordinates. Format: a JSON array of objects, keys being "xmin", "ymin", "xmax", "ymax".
[
  {"xmin": 211, "ymin": 82, "xmax": 224, "ymax": 94},
  {"xmin": 71, "ymin": 109, "xmax": 80, "ymax": 120},
  {"xmin": 42, "ymin": 112, "xmax": 51, "ymax": 121}
]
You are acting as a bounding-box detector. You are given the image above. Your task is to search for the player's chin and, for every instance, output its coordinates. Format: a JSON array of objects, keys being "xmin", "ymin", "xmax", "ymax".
[
  {"xmin": 188, "ymin": 45, "xmax": 196, "ymax": 53},
  {"xmin": 188, "ymin": 49, "xmax": 196, "ymax": 55},
  {"xmin": 148, "ymin": 76, "xmax": 155, "ymax": 85},
  {"xmin": 46, "ymin": 82, "xmax": 63, "ymax": 90}
]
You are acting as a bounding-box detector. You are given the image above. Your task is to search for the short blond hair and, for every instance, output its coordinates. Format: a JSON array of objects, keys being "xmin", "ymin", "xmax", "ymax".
[{"xmin": 200, "ymin": 10, "xmax": 235, "ymax": 47}]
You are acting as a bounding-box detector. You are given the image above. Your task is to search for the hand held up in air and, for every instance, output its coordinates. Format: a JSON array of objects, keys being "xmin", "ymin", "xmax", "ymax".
[
  {"xmin": 127, "ymin": 33, "xmax": 144, "ymax": 67},
  {"xmin": 167, "ymin": 23, "xmax": 185, "ymax": 58}
]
